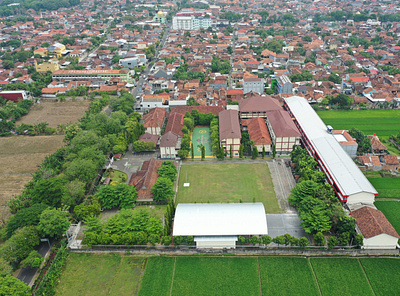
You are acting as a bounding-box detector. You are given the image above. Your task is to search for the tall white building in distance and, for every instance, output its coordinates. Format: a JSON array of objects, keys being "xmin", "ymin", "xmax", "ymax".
[{"xmin": 172, "ymin": 15, "xmax": 211, "ymax": 30}]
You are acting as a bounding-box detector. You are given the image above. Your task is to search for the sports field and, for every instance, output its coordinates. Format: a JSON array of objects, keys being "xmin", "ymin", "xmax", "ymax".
[
  {"xmin": 317, "ymin": 110, "xmax": 400, "ymax": 138},
  {"xmin": 176, "ymin": 163, "xmax": 280, "ymax": 213},
  {"xmin": 375, "ymin": 200, "xmax": 400, "ymax": 233},
  {"xmin": 56, "ymin": 255, "xmax": 400, "ymax": 296},
  {"xmin": 191, "ymin": 126, "xmax": 213, "ymax": 158}
]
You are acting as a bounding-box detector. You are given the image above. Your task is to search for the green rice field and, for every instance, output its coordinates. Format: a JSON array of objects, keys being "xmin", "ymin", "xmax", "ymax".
[
  {"xmin": 56, "ymin": 255, "xmax": 400, "ymax": 296},
  {"xmin": 317, "ymin": 110, "xmax": 400, "ymax": 138},
  {"xmin": 375, "ymin": 200, "xmax": 400, "ymax": 233},
  {"xmin": 368, "ymin": 177, "xmax": 400, "ymax": 199}
]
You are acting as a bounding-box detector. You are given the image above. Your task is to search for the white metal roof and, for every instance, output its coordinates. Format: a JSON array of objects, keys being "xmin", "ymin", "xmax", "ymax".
[
  {"xmin": 173, "ymin": 203, "xmax": 268, "ymax": 236},
  {"xmin": 284, "ymin": 96, "xmax": 377, "ymax": 197}
]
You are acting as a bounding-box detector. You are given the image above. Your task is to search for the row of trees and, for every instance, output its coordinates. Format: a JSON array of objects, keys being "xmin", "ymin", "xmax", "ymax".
[
  {"xmin": 289, "ymin": 146, "xmax": 358, "ymax": 246},
  {"xmin": 237, "ymin": 234, "xmax": 310, "ymax": 247},
  {"xmin": 0, "ymin": 99, "xmax": 32, "ymax": 136},
  {"xmin": 151, "ymin": 161, "xmax": 177, "ymax": 202},
  {"xmin": 348, "ymin": 128, "xmax": 372, "ymax": 155},
  {"xmin": 82, "ymin": 209, "xmax": 163, "ymax": 246}
]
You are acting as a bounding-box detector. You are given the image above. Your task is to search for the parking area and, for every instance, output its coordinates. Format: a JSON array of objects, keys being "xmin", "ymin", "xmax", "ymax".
[
  {"xmin": 109, "ymin": 150, "xmax": 158, "ymax": 182},
  {"xmin": 266, "ymin": 213, "xmax": 309, "ymax": 239},
  {"xmin": 267, "ymin": 158, "xmax": 296, "ymax": 213}
]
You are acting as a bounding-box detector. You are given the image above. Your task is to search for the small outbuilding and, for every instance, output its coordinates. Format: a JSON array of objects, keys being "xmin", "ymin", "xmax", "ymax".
[
  {"xmin": 173, "ymin": 203, "xmax": 268, "ymax": 249},
  {"xmin": 352, "ymin": 206, "xmax": 400, "ymax": 249}
]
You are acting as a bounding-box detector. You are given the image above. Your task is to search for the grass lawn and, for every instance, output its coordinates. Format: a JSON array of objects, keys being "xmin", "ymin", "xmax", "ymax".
[
  {"xmin": 374, "ymin": 201, "xmax": 400, "ymax": 233},
  {"xmin": 172, "ymin": 257, "xmax": 260, "ymax": 296},
  {"xmin": 56, "ymin": 253, "xmax": 145, "ymax": 296},
  {"xmin": 177, "ymin": 163, "xmax": 280, "ymax": 213},
  {"xmin": 134, "ymin": 205, "xmax": 167, "ymax": 220},
  {"xmin": 317, "ymin": 110, "xmax": 400, "ymax": 139},
  {"xmin": 360, "ymin": 258, "xmax": 400, "ymax": 296},
  {"xmin": 310, "ymin": 258, "xmax": 374, "ymax": 296},
  {"xmin": 138, "ymin": 256, "xmax": 174, "ymax": 296},
  {"xmin": 258, "ymin": 257, "xmax": 319, "ymax": 296},
  {"xmin": 109, "ymin": 169, "xmax": 128, "ymax": 184}
]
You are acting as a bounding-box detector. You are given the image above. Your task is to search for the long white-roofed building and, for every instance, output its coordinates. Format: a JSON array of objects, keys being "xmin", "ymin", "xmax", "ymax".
[
  {"xmin": 173, "ymin": 203, "xmax": 268, "ymax": 249},
  {"xmin": 283, "ymin": 96, "xmax": 378, "ymax": 205}
]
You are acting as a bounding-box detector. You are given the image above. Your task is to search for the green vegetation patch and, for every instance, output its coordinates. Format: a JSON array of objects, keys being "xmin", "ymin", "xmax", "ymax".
[
  {"xmin": 138, "ymin": 256, "xmax": 175, "ymax": 296},
  {"xmin": 360, "ymin": 258, "xmax": 400, "ymax": 296},
  {"xmin": 56, "ymin": 253, "xmax": 145, "ymax": 296},
  {"xmin": 172, "ymin": 257, "xmax": 260, "ymax": 296},
  {"xmin": 375, "ymin": 201, "xmax": 400, "ymax": 233},
  {"xmin": 317, "ymin": 110, "xmax": 400, "ymax": 138},
  {"xmin": 368, "ymin": 177, "xmax": 400, "ymax": 199},
  {"xmin": 258, "ymin": 257, "xmax": 319, "ymax": 296},
  {"xmin": 310, "ymin": 258, "xmax": 374, "ymax": 296},
  {"xmin": 177, "ymin": 163, "xmax": 280, "ymax": 213},
  {"xmin": 191, "ymin": 126, "xmax": 212, "ymax": 157}
]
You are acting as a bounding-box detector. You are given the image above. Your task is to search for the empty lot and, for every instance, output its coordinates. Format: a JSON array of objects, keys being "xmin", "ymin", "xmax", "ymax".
[{"xmin": 16, "ymin": 99, "xmax": 91, "ymax": 127}]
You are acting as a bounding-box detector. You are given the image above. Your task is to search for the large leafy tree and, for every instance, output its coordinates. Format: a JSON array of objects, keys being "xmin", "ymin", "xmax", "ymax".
[
  {"xmin": 6, "ymin": 203, "xmax": 48, "ymax": 238},
  {"xmin": 157, "ymin": 161, "xmax": 177, "ymax": 182},
  {"xmin": 38, "ymin": 208, "xmax": 70, "ymax": 237},
  {"xmin": 0, "ymin": 274, "xmax": 30, "ymax": 296},
  {"xmin": 0, "ymin": 226, "xmax": 40, "ymax": 267},
  {"xmin": 152, "ymin": 177, "xmax": 174, "ymax": 201},
  {"xmin": 29, "ymin": 177, "xmax": 68, "ymax": 208},
  {"xmin": 96, "ymin": 183, "xmax": 137, "ymax": 209},
  {"xmin": 63, "ymin": 159, "xmax": 99, "ymax": 184}
]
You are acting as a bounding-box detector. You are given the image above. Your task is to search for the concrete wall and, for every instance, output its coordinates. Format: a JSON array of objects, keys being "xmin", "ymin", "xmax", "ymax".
[
  {"xmin": 363, "ymin": 233, "xmax": 399, "ymax": 249},
  {"xmin": 347, "ymin": 192, "xmax": 375, "ymax": 205}
]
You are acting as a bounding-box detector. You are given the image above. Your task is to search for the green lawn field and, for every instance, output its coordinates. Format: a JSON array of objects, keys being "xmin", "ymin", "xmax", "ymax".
[
  {"xmin": 177, "ymin": 163, "xmax": 281, "ymax": 213},
  {"xmin": 56, "ymin": 254, "xmax": 145, "ymax": 296},
  {"xmin": 259, "ymin": 257, "xmax": 319, "ymax": 296},
  {"xmin": 317, "ymin": 110, "xmax": 400, "ymax": 138},
  {"xmin": 191, "ymin": 126, "xmax": 212, "ymax": 158},
  {"xmin": 310, "ymin": 257, "xmax": 374, "ymax": 296},
  {"xmin": 57, "ymin": 255, "xmax": 400, "ymax": 296},
  {"xmin": 375, "ymin": 200, "xmax": 400, "ymax": 233}
]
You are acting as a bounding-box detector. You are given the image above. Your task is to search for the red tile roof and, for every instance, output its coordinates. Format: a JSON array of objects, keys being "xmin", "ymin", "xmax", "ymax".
[
  {"xmin": 219, "ymin": 109, "xmax": 241, "ymax": 140},
  {"xmin": 239, "ymin": 95, "xmax": 282, "ymax": 113},
  {"xmin": 143, "ymin": 107, "xmax": 166, "ymax": 128},
  {"xmin": 128, "ymin": 158, "xmax": 162, "ymax": 200},
  {"xmin": 352, "ymin": 206, "xmax": 400, "ymax": 239},
  {"xmin": 242, "ymin": 118, "xmax": 272, "ymax": 145},
  {"xmin": 170, "ymin": 106, "xmax": 224, "ymax": 116},
  {"xmin": 165, "ymin": 112, "xmax": 184, "ymax": 137}
]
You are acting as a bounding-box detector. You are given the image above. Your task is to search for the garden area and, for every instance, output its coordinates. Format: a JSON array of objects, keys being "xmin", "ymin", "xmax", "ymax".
[
  {"xmin": 101, "ymin": 168, "xmax": 128, "ymax": 185},
  {"xmin": 53, "ymin": 255, "xmax": 400, "ymax": 296},
  {"xmin": 176, "ymin": 163, "xmax": 281, "ymax": 213}
]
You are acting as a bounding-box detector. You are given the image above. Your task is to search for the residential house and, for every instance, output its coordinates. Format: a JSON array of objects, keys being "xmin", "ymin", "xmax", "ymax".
[
  {"xmin": 368, "ymin": 135, "xmax": 387, "ymax": 155},
  {"xmin": 243, "ymin": 78, "xmax": 264, "ymax": 94},
  {"xmin": 128, "ymin": 158, "xmax": 162, "ymax": 201},
  {"xmin": 142, "ymin": 107, "xmax": 166, "ymax": 135},
  {"xmin": 352, "ymin": 206, "xmax": 400, "ymax": 249}
]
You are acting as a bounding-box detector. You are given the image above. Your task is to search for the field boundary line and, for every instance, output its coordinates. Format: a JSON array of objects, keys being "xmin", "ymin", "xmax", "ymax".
[
  {"xmin": 358, "ymin": 258, "xmax": 376, "ymax": 296},
  {"xmin": 308, "ymin": 258, "xmax": 322, "ymax": 296},
  {"xmin": 169, "ymin": 257, "xmax": 177, "ymax": 296},
  {"xmin": 257, "ymin": 257, "xmax": 262, "ymax": 296},
  {"xmin": 135, "ymin": 257, "xmax": 148, "ymax": 296}
]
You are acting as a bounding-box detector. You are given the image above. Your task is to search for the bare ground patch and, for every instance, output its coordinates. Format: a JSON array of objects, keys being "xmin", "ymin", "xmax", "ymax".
[
  {"xmin": 0, "ymin": 135, "xmax": 64, "ymax": 221},
  {"xmin": 16, "ymin": 99, "xmax": 90, "ymax": 127}
]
